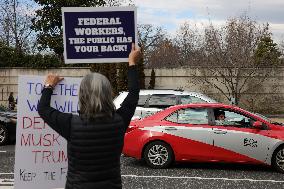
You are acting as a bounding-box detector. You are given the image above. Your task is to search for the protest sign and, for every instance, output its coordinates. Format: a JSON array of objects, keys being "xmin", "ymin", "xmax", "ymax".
[
  {"xmin": 62, "ymin": 6, "xmax": 137, "ymax": 64},
  {"xmin": 14, "ymin": 75, "xmax": 82, "ymax": 189}
]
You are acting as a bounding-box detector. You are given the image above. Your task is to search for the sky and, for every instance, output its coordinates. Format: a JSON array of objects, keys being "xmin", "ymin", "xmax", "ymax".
[
  {"xmin": 21, "ymin": 0, "xmax": 284, "ymax": 44},
  {"xmin": 134, "ymin": 0, "xmax": 284, "ymax": 44}
]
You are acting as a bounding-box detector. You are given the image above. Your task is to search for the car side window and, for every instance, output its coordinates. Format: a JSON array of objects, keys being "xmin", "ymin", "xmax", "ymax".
[
  {"xmin": 166, "ymin": 108, "xmax": 208, "ymax": 124},
  {"xmin": 166, "ymin": 112, "xmax": 178, "ymax": 123},
  {"xmin": 147, "ymin": 95, "xmax": 177, "ymax": 109},
  {"xmin": 214, "ymin": 109, "xmax": 255, "ymax": 128}
]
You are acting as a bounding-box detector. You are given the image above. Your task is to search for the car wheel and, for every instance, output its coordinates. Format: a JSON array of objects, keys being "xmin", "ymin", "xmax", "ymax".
[
  {"xmin": 0, "ymin": 124, "xmax": 8, "ymax": 146},
  {"xmin": 272, "ymin": 146, "xmax": 284, "ymax": 173},
  {"xmin": 143, "ymin": 141, "xmax": 174, "ymax": 169}
]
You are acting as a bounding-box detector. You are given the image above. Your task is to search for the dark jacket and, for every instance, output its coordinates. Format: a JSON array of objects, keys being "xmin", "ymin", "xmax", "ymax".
[{"xmin": 38, "ymin": 66, "xmax": 139, "ymax": 189}]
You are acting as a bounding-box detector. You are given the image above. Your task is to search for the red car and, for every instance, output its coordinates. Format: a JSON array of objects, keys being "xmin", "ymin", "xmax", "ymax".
[{"xmin": 123, "ymin": 103, "xmax": 284, "ymax": 172}]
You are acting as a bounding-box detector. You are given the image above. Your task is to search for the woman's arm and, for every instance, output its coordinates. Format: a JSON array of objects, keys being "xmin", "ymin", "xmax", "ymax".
[
  {"xmin": 117, "ymin": 44, "xmax": 141, "ymax": 127},
  {"xmin": 37, "ymin": 75, "xmax": 72, "ymax": 140},
  {"xmin": 116, "ymin": 66, "xmax": 140, "ymax": 126}
]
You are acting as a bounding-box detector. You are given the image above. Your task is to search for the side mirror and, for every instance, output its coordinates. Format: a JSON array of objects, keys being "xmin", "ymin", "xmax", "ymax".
[{"xmin": 253, "ymin": 121, "xmax": 263, "ymax": 129}]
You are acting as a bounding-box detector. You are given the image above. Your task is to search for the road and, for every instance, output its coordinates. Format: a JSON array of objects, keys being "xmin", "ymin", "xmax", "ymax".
[
  {"xmin": 1, "ymin": 145, "xmax": 284, "ymax": 189},
  {"xmin": 0, "ymin": 145, "xmax": 14, "ymax": 188}
]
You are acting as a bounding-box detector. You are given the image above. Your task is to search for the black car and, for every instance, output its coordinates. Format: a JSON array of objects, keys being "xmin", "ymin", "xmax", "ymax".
[{"xmin": 0, "ymin": 106, "xmax": 17, "ymax": 145}]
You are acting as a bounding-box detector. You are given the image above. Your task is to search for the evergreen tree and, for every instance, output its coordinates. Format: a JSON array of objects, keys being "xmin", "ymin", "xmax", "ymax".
[
  {"xmin": 0, "ymin": 41, "xmax": 61, "ymax": 68},
  {"xmin": 32, "ymin": 0, "xmax": 106, "ymax": 58},
  {"xmin": 116, "ymin": 63, "xmax": 128, "ymax": 92},
  {"xmin": 137, "ymin": 55, "xmax": 145, "ymax": 89},
  {"xmin": 148, "ymin": 69, "xmax": 155, "ymax": 89},
  {"xmin": 108, "ymin": 64, "xmax": 118, "ymax": 95},
  {"xmin": 90, "ymin": 64, "xmax": 118, "ymax": 95},
  {"xmin": 254, "ymin": 35, "xmax": 282, "ymax": 65}
]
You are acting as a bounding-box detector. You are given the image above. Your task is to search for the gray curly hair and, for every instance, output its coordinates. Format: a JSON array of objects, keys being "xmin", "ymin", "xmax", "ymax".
[{"xmin": 79, "ymin": 73, "xmax": 115, "ymax": 120}]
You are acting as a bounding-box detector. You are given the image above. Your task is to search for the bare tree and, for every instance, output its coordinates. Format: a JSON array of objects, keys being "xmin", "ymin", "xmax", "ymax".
[
  {"xmin": 0, "ymin": 0, "xmax": 35, "ymax": 53},
  {"xmin": 280, "ymin": 38, "xmax": 284, "ymax": 63},
  {"xmin": 174, "ymin": 21, "xmax": 203, "ymax": 66},
  {"xmin": 104, "ymin": 0, "xmax": 133, "ymax": 6},
  {"xmin": 138, "ymin": 24, "xmax": 165, "ymax": 51},
  {"xmin": 0, "ymin": 0, "xmax": 13, "ymax": 46},
  {"xmin": 194, "ymin": 16, "xmax": 281, "ymax": 105},
  {"xmin": 147, "ymin": 38, "xmax": 180, "ymax": 68},
  {"xmin": 138, "ymin": 24, "xmax": 166, "ymax": 67}
]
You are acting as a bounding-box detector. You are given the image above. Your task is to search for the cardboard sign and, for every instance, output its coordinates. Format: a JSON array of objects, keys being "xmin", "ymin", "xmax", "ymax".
[
  {"xmin": 14, "ymin": 75, "xmax": 82, "ymax": 189},
  {"xmin": 62, "ymin": 6, "xmax": 137, "ymax": 64}
]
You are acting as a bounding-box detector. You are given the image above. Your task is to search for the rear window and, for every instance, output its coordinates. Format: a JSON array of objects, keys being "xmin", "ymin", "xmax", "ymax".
[
  {"xmin": 147, "ymin": 95, "xmax": 176, "ymax": 109},
  {"xmin": 180, "ymin": 95, "xmax": 206, "ymax": 104},
  {"xmin": 190, "ymin": 96, "xmax": 206, "ymax": 103}
]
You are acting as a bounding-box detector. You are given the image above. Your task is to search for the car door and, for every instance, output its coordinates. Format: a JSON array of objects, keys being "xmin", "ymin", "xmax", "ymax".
[
  {"xmin": 162, "ymin": 108, "xmax": 215, "ymax": 161},
  {"xmin": 211, "ymin": 109, "xmax": 271, "ymax": 163}
]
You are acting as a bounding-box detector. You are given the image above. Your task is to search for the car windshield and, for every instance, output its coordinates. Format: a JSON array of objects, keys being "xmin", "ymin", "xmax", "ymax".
[
  {"xmin": 253, "ymin": 113, "xmax": 271, "ymax": 123},
  {"xmin": 254, "ymin": 113, "xmax": 284, "ymax": 126},
  {"xmin": 240, "ymin": 108, "xmax": 270, "ymax": 123}
]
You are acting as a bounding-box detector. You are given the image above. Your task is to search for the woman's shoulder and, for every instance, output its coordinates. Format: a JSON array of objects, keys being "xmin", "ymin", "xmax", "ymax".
[{"xmin": 69, "ymin": 114, "xmax": 84, "ymax": 127}]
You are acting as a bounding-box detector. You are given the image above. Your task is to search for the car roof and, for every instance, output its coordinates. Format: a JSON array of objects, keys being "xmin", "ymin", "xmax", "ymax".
[
  {"xmin": 118, "ymin": 90, "xmax": 217, "ymax": 103},
  {"xmin": 138, "ymin": 89, "xmax": 205, "ymax": 95},
  {"xmin": 171, "ymin": 103, "xmax": 234, "ymax": 109}
]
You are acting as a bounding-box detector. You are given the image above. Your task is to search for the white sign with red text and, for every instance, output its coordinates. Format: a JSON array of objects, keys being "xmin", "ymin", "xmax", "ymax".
[{"xmin": 14, "ymin": 75, "xmax": 81, "ymax": 189}]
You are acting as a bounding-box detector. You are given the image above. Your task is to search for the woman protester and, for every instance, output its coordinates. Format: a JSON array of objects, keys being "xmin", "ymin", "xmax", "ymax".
[{"xmin": 38, "ymin": 43, "xmax": 141, "ymax": 189}]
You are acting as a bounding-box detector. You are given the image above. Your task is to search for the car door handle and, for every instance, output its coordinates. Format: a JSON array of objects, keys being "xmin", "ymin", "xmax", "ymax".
[
  {"xmin": 165, "ymin": 127, "xmax": 178, "ymax": 131},
  {"xmin": 214, "ymin": 130, "xmax": 227, "ymax": 134}
]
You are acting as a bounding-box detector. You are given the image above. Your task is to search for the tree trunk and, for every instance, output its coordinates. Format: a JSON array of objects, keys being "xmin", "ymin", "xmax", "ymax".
[{"xmin": 12, "ymin": 0, "xmax": 20, "ymax": 52}]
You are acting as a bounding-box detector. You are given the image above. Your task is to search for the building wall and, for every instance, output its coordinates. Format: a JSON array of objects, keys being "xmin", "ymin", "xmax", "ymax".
[
  {"xmin": 144, "ymin": 68, "xmax": 284, "ymax": 93},
  {"xmin": 1, "ymin": 67, "xmax": 283, "ymax": 113},
  {"xmin": 144, "ymin": 67, "xmax": 284, "ymax": 113}
]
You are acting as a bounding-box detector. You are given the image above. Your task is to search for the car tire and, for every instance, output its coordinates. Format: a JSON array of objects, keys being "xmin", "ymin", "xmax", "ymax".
[
  {"xmin": 143, "ymin": 141, "xmax": 174, "ymax": 169},
  {"xmin": 272, "ymin": 145, "xmax": 284, "ymax": 173},
  {"xmin": 0, "ymin": 123, "xmax": 8, "ymax": 146}
]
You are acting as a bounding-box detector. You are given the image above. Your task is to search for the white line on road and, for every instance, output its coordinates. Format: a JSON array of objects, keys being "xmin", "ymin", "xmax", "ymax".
[
  {"xmin": 122, "ymin": 174, "xmax": 284, "ymax": 183},
  {"xmin": 0, "ymin": 151, "xmax": 7, "ymax": 153},
  {"xmin": 0, "ymin": 178, "xmax": 14, "ymax": 185},
  {"xmin": 2, "ymin": 173, "xmax": 284, "ymax": 186},
  {"xmin": 0, "ymin": 173, "xmax": 13, "ymax": 175}
]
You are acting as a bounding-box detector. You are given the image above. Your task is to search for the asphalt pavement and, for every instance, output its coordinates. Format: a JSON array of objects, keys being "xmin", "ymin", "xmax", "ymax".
[
  {"xmin": 122, "ymin": 158, "xmax": 284, "ymax": 188},
  {"xmin": 0, "ymin": 145, "xmax": 14, "ymax": 188},
  {"xmin": 1, "ymin": 145, "xmax": 284, "ymax": 189}
]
